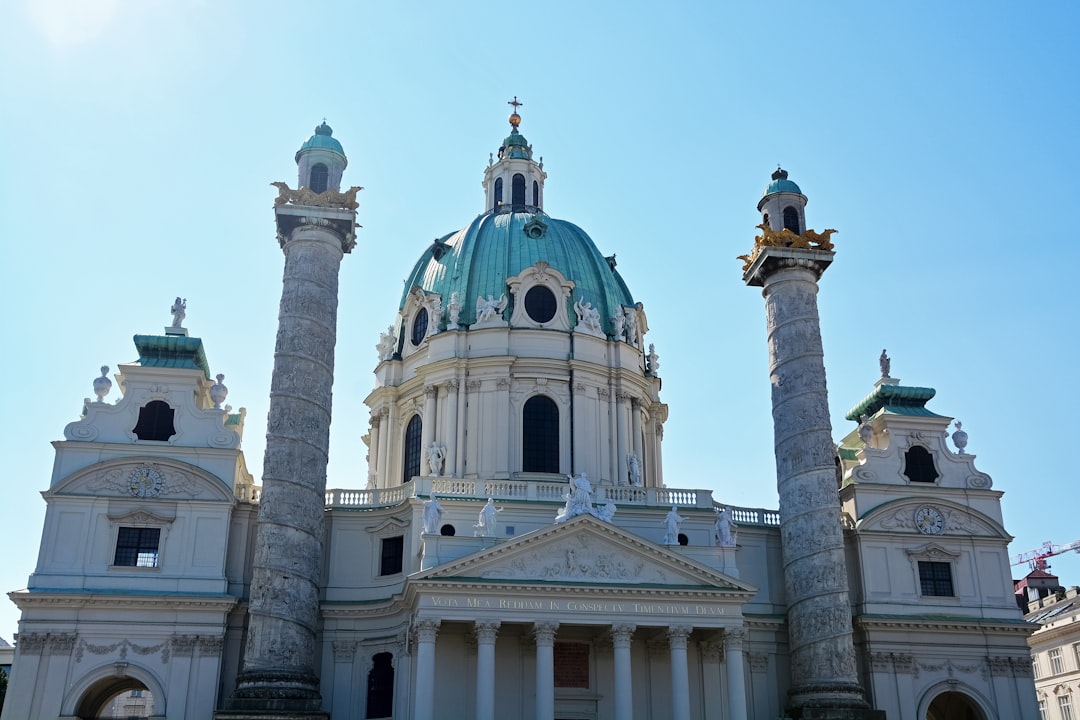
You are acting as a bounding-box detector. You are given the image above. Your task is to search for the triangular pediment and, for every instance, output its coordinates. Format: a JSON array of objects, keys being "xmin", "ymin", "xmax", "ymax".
[{"xmin": 414, "ymin": 514, "xmax": 754, "ymax": 593}]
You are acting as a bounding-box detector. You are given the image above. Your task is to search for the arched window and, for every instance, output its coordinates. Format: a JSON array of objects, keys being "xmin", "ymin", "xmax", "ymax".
[
  {"xmin": 532, "ymin": 180, "xmax": 539, "ymax": 207},
  {"xmin": 903, "ymin": 445, "xmax": 939, "ymax": 483},
  {"xmin": 366, "ymin": 652, "xmax": 395, "ymax": 718},
  {"xmin": 782, "ymin": 206, "xmax": 800, "ymax": 233},
  {"xmin": 310, "ymin": 163, "xmax": 329, "ymax": 194},
  {"xmin": 493, "ymin": 178, "xmax": 503, "ymax": 211},
  {"xmin": 133, "ymin": 400, "xmax": 176, "ymax": 441},
  {"xmin": 512, "ymin": 173, "xmax": 526, "ymax": 209},
  {"xmin": 403, "ymin": 415, "xmax": 423, "ymax": 483},
  {"xmin": 523, "ymin": 395, "xmax": 559, "ymax": 473}
]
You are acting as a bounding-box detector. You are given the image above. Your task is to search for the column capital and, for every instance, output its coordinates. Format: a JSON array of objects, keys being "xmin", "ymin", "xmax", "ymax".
[
  {"xmin": 332, "ymin": 640, "xmax": 358, "ymax": 662},
  {"xmin": 473, "ymin": 620, "xmax": 501, "ymax": 645},
  {"xmin": 667, "ymin": 625, "xmax": 692, "ymax": 650},
  {"xmin": 723, "ymin": 627, "xmax": 746, "ymax": 649},
  {"xmin": 414, "ymin": 617, "xmax": 441, "ymax": 643},
  {"xmin": 700, "ymin": 641, "xmax": 724, "ymax": 662},
  {"xmin": 445, "ymin": 378, "xmax": 460, "ymax": 391},
  {"xmin": 425, "ymin": 385, "xmax": 439, "ymax": 398},
  {"xmin": 610, "ymin": 624, "xmax": 636, "ymax": 649},
  {"xmin": 532, "ymin": 621, "xmax": 559, "ymax": 646}
]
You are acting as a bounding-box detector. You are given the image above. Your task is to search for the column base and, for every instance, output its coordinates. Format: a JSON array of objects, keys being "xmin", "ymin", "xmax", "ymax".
[
  {"xmin": 786, "ymin": 710, "xmax": 885, "ymax": 720},
  {"xmin": 218, "ymin": 669, "xmax": 327, "ymax": 717}
]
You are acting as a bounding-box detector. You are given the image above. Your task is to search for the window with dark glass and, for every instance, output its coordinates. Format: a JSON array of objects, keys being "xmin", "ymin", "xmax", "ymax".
[
  {"xmin": 114, "ymin": 527, "xmax": 161, "ymax": 567},
  {"xmin": 903, "ymin": 446, "xmax": 939, "ymax": 483},
  {"xmin": 524, "ymin": 285, "xmax": 557, "ymax": 323},
  {"xmin": 512, "ymin": 173, "xmax": 526, "ymax": 209},
  {"xmin": 133, "ymin": 401, "xmax": 176, "ymax": 442},
  {"xmin": 411, "ymin": 307, "xmax": 429, "ymax": 346},
  {"xmin": 309, "ymin": 163, "xmax": 329, "ymax": 194},
  {"xmin": 439, "ymin": 524, "xmax": 456, "ymax": 536},
  {"xmin": 403, "ymin": 415, "xmax": 422, "ymax": 483},
  {"xmin": 918, "ymin": 561, "xmax": 954, "ymax": 596},
  {"xmin": 783, "ymin": 206, "xmax": 800, "ymax": 233},
  {"xmin": 523, "ymin": 395, "xmax": 559, "ymax": 473},
  {"xmin": 380, "ymin": 536, "xmax": 404, "ymax": 576},
  {"xmin": 366, "ymin": 651, "xmax": 395, "ymax": 718},
  {"xmin": 493, "ymin": 177, "xmax": 503, "ymax": 210},
  {"xmin": 533, "ymin": 180, "xmax": 539, "ymax": 207}
]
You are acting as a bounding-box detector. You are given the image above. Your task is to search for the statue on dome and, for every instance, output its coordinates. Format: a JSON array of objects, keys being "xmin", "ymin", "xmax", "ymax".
[
  {"xmin": 611, "ymin": 312, "xmax": 626, "ymax": 341},
  {"xmin": 475, "ymin": 498, "xmax": 502, "ymax": 537},
  {"xmin": 426, "ymin": 442, "xmax": 446, "ymax": 477},
  {"xmin": 714, "ymin": 506, "xmax": 737, "ymax": 547},
  {"xmin": 447, "ymin": 291, "xmax": 463, "ymax": 330},
  {"xmin": 422, "ymin": 493, "xmax": 444, "ymax": 535},
  {"xmin": 574, "ymin": 298, "xmax": 603, "ymax": 334},
  {"xmin": 663, "ymin": 506, "xmax": 686, "ymax": 545},
  {"xmin": 623, "ymin": 309, "xmax": 638, "ymax": 346},
  {"xmin": 377, "ymin": 325, "xmax": 396, "ymax": 361},
  {"xmin": 170, "ymin": 297, "xmax": 187, "ymax": 328},
  {"xmin": 475, "ymin": 293, "xmax": 508, "ymax": 323},
  {"xmin": 879, "ymin": 349, "xmax": 891, "ymax": 378},
  {"xmin": 555, "ymin": 473, "xmax": 617, "ymax": 523}
]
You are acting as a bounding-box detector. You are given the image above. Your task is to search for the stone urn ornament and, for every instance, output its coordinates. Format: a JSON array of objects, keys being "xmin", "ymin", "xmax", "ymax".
[
  {"xmin": 210, "ymin": 373, "xmax": 229, "ymax": 410},
  {"xmin": 92, "ymin": 366, "xmax": 112, "ymax": 403},
  {"xmin": 951, "ymin": 420, "xmax": 968, "ymax": 454}
]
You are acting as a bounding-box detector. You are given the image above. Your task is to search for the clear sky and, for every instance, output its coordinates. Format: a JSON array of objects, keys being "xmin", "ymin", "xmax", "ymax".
[{"xmin": 2, "ymin": 1, "xmax": 1078, "ymax": 641}]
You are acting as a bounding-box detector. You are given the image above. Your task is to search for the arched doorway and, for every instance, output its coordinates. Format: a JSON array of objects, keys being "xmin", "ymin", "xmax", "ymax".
[
  {"xmin": 926, "ymin": 690, "xmax": 984, "ymax": 720},
  {"xmin": 75, "ymin": 677, "xmax": 156, "ymax": 719}
]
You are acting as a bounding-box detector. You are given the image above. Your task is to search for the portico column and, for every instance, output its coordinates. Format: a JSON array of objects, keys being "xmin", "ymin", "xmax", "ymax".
[
  {"xmin": 444, "ymin": 379, "xmax": 459, "ymax": 477},
  {"xmin": 668, "ymin": 625, "xmax": 692, "ymax": 720},
  {"xmin": 533, "ymin": 621, "xmax": 559, "ymax": 720},
  {"xmin": 724, "ymin": 628, "xmax": 748, "ymax": 720},
  {"xmin": 474, "ymin": 620, "xmax": 500, "ymax": 720},
  {"xmin": 421, "ymin": 385, "xmax": 437, "ymax": 459},
  {"xmin": 414, "ymin": 618, "xmax": 440, "ymax": 720},
  {"xmin": 611, "ymin": 624, "xmax": 636, "ymax": 720}
]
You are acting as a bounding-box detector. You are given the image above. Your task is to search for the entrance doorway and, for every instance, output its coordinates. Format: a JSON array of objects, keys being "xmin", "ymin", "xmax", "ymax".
[
  {"xmin": 75, "ymin": 678, "xmax": 155, "ymax": 719},
  {"xmin": 926, "ymin": 690, "xmax": 984, "ymax": 720}
]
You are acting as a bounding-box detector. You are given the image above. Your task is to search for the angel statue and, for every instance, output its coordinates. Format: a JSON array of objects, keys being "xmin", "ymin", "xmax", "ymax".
[
  {"xmin": 475, "ymin": 293, "xmax": 507, "ymax": 323},
  {"xmin": 170, "ymin": 297, "xmax": 187, "ymax": 328}
]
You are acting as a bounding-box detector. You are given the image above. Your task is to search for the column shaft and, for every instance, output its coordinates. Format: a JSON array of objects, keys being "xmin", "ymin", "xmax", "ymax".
[
  {"xmin": 611, "ymin": 624, "xmax": 635, "ymax": 720},
  {"xmin": 534, "ymin": 622, "xmax": 558, "ymax": 720},
  {"xmin": 414, "ymin": 619, "xmax": 440, "ymax": 720},
  {"xmin": 421, "ymin": 385, "xmax": 437, "ymax": 463},
  {"xmin": 444, "ymin": 380, "xmax": 459, "ymax": 477},
  {"xmin": 474, "ymin": 621, "xmax": 500, "ymax": 720},
  {"xmin": 668, "ymin": 626, "xmax": 691, "ymax": 720},
  {"xmin": 724, "ymin": 629, "xmax": 748, "ymax": 720}
]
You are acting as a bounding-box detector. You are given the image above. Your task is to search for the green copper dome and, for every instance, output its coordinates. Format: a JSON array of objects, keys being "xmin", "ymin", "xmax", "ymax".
[
  {"xmin": 295, "ymin": 121, "xmax": 345, "ymax": 161},
  {"xmin": 400, "ymin": 211, "xmax": 635, "ymax": 334},
  {"xmin": 499, "ymin": 129, "xmax": 533, "ymax": 160},
  {"xmin": 763, "ymin": 167, "xmax": 802, "ymax": 197}
]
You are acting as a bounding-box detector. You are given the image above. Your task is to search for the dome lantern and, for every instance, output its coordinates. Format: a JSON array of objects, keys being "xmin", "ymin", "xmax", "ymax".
[
  {"xmin": 757, "ymin": 166, "xmax": 808, "ymax": 234},
  {"xmin": 295, "ymin": 120, "xmax": 348, "ymax": 194},
  {"xmin": 482, "ymin": 98, "xmax": 547, "ymax": 214}
]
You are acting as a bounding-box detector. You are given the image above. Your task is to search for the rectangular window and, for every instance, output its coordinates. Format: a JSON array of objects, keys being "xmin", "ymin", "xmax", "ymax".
[
  {"xmin": 1050, "ymin": 648, "xmax": 1065, "ymax": 675},
  {"xmin": 380, "ymin": 535, "xmax": 404, "ymax": 576},
  {"xmin": 114, "ymin": 527, "xmax": 160, "ymax": 567},
  {"xmin": 1059, "ymin": 695, "xmax": 1074, "ymax": 720},
  {"xmin": 1033, "ymin": 656, "xmax": 1041, "ymax": 679},
  {"xmin": 1039, "ymin": 699, "xmax": 1047, "ymax": 720},
  {"xmin": 918, "ymin": 561, "xmax": 954, "ymax": 596}
]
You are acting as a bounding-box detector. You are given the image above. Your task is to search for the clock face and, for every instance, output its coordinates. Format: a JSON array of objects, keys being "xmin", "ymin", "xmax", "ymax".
[
  {"xmin": 128, "ymin": 466, "xmax": 164, "ymax": 498},
  {"xmin": 914, "ymin": 506, "xmax": 944, "ymax": 535}
]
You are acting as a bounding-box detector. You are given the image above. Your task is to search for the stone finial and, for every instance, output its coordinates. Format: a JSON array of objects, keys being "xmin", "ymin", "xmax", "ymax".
[
  {"xmin": 646, "ymin": 343, "xmax": 660, "ymax": 376},
  {"xmin": 879, "ymin": 348, "xmax": 891, "ymax": 378},
  {"xmin": 170, "ymin": 297, "xmax": 187, "ymax": 328},
  {"xmin": 93, "ymin": 366, "xmax": 112, "ymax": 403},
  {"xmin": 210, "ymin": 373, "xmax": 228, "ymax": 410},
  {"xmin": 951, "ymin": 420, "xmax": 969, "ymax": 454}
]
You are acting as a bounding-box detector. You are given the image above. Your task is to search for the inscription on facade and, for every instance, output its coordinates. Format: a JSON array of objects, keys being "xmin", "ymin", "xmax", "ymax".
[
  {"xmin": 426, "ymin": 595, "xmax": 725, "ymax": 615},
  {"xmin": 554, "ymin": 642, "xmax": 590, "ymax": 688}
]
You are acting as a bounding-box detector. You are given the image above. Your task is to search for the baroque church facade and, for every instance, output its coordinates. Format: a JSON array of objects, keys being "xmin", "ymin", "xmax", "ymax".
[{"xmin": 2, "ymin": 111, "xmax": 1038, "ymax": 720}]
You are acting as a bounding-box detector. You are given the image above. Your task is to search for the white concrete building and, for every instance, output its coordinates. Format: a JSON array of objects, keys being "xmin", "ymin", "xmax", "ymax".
[{"xmin": 2, "ymin": 113, "xmax": 1038, "ymax": 720}]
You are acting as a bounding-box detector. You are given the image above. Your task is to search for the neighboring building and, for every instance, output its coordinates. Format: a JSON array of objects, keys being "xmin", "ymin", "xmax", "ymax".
[
  {"xmin": 2, "ymin": 112, "xmax": 1038, "ymax": 719},
  {"xmin": 1023, "ymin": 571, "xmax": 1080, "ymax": 720}
]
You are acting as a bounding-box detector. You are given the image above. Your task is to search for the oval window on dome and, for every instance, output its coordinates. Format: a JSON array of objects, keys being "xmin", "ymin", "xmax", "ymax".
[
  {"xmin": 524, "ymin": 286, "xmax": 557, "ymax": 324},
  {"xmin": 411, "ymin": 307, "xmax": 429, "ymax": 345}
]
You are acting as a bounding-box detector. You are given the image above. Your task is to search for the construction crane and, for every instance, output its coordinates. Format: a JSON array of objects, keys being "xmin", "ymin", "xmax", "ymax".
[{"xmin": 1013, "ymin": 539, "xmax": 1080, "ymax": 572}]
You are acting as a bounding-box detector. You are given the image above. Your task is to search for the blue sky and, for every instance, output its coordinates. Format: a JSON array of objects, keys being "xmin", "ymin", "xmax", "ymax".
[{"xmin": 1, "ymin": 1, "xmax": 1078, "ymax": 640}]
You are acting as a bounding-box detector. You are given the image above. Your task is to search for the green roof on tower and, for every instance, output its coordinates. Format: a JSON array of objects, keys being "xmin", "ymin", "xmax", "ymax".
[
  {"xmin": 295, "ymin": 121, "xmax": 345, "ymax": 161},
  {"xmin": 763, "ymin": 167, "xmax": 803, "ymax": 197}
]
